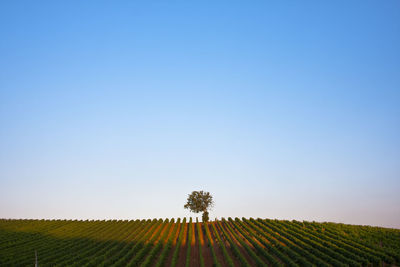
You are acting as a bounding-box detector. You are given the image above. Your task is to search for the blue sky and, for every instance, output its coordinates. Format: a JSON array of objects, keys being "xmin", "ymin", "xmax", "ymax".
[{"xmin": 1, "ymin": 1, "xmax": 399, "ymax": 228}]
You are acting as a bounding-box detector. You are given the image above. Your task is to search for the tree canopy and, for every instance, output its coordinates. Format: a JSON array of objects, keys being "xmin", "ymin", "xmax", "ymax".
[{"xmin": 184, "ymin": 190, "xmax": 214, "ymax": 222}]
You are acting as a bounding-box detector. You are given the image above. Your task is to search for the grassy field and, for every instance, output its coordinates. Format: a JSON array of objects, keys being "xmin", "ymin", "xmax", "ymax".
[{"xmin": 1, "ymin": 218, "xmax": 399, "ymax": 266}]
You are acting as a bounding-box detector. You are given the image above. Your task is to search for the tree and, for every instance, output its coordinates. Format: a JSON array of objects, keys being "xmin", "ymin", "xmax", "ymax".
[{"xmin": 184, "ymin": 190, "xmax": 214, "ymax": 222}]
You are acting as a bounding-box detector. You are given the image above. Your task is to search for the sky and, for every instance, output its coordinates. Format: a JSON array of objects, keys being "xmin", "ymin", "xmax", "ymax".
[{"xmin": 0, "ymin": 1, "xmax": 399, "ymax": 228}]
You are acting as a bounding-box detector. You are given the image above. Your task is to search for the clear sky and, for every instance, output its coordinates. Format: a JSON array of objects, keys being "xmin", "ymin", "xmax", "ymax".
[{"xmin": 1, "ymin": 1, "xmax": 399, "ymax": 228}]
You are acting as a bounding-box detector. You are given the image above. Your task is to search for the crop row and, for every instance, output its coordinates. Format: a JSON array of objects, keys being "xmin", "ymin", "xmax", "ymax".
[{"xmin": 0, "ymin": 218, "xmax": 399, "ymax": 266}]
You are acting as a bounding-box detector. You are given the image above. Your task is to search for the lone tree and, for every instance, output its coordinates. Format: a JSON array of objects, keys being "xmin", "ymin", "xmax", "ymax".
[{"xmin": 184, "ymin": 190, "xmax": 214, "ymax": 222}]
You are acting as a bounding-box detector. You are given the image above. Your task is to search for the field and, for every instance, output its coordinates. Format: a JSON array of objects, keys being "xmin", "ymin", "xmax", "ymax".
[{"xmin": 1, "ymin": 218, "xmax": 399, "ymax": 267}]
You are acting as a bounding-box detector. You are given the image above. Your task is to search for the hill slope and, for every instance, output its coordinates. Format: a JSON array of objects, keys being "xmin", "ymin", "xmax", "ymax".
[{"xmin": 0, "ymin": 218, "xmax": 399, "ymax": 266}]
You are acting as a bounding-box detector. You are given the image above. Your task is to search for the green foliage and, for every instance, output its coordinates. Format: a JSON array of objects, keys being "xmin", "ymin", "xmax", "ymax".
[
  {"xmin": 170, "ymin": 217, "xmax": 186, "ymax": 267},
  {"xmin": 242, "ymin": 218, "xmax": 312, "ymax": 267},
  {"xmin": 184, "ymin": 190, "xmax": 213, "ymax": 222},
  {"xmin": 221, "ymin": 218, "xmax": 267, "ymax": 267},
  {"xmin": 196, "ymin": 218, "xmax": 205, "ymax": 267},
  {"xmin": 203, "ymin": 222, "xmax": 222, "ymax": 267},
  {"xmin": 154, "ymin": 218, "xmax": 180, "ymax": 267},
  {"xmin": 185, "ymin": 218, "xmax": 193, "ymax": 267},
  {"xmin": 0, "ymin": 218, "xmax": 399, "ymax": 266},
  {"xmin": 230, "ymin": 217, "xmax": 289, "ymax": 266},
  {"xmin": 141, "ymin": 219, "xmax": 173, "ymax": 267},
  {"xmin": 210, "ymin": 220, "xmax": 234, "ymax": 267}
]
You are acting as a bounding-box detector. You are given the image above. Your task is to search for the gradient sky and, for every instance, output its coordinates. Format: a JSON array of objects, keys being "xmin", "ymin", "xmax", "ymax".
[{"xmin": 1, "ymin": 1, "xmax": 399, "ymax": 228}]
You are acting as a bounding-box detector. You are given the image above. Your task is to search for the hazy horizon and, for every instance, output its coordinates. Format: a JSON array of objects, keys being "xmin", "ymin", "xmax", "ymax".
[{"xmin": 1, "ymin": 1, "xmax": 399, "ymax": 228}]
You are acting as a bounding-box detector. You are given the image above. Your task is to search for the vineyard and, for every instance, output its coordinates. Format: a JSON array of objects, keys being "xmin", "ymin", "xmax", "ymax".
[{"xmin": 0, "ymin": 218, "xmax": 399, "ymax": 266}]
